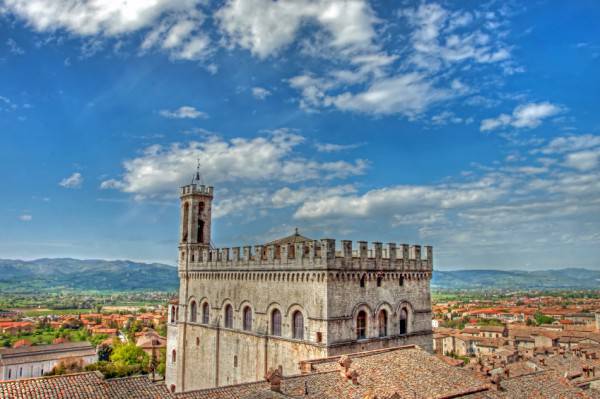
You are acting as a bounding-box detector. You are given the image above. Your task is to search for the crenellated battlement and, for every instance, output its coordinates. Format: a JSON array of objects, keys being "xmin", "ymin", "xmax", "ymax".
[
  {"xmin": 180, "ymin": 183, "xmax": 213, "ymax": 197},
  {"xmin": 179, "ymin": 239, "xmax": 433, "ymax": 272}
]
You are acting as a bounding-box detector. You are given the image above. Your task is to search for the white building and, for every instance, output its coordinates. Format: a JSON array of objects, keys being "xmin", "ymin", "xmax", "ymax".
[{"xmin": 0, "ymin": 342, "xmax": 97, "ymax": 380}]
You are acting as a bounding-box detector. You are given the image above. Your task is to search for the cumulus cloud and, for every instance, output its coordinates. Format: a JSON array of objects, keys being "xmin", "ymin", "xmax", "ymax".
[
  {"xmin": 2, "ymin": 0, "xmax": 201, "ymax": 36},
  {"xmin": 480, "ymin": 102, "xmax": 562, "ymax": 131},
  {"xmin": 251, "ymin": 87, "xmax": 271, "ymax": 100},
  {"xmin": 3, "ymin": 0, "xmax": 209, "ymax": 61},
  {"xmin": 101, "ymin": 131, "xmax": 367, "ymax": 198},
  {"xmin": 159, "ymin": 106, "xmax": 207, "ymax": 119},
  {"xmin": 19, "ymin": 214, "xmax": 32, "ymax": 222},
  {"xmin": 59, "ymin": 172, "xmax": 83, "ymax": 189},
  {"xmin": 216, "ymin": 0, "xmax": 377, "ymax": 58}
]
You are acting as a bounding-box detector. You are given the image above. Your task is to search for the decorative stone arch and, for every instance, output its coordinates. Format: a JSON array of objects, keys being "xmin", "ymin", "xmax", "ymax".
[
  {"xmin": 285, "ymin": 304, "xmax": 307, "ymax": 340},
  {"xmin": 352, "ymin": 303, "xmax": 372, "ymax": 340},
  {"xmin": 375, "ymin": 302, "xmax": 393, "ymax": 338},
  {"xmin": 396, "ymin": 301, "xmax": 415, "ymax": 335},
  {"xmin": 187, "ymin": 296, "xmax": 198, "ymax": 323},
  {"xmin": 266, "ymin": 302, "xmax": 284, "ymax": 336}
]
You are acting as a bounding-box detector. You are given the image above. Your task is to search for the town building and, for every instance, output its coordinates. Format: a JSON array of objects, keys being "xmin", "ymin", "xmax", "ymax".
[
  {"xmin": 165, "ymin": 175, "xmax": 434, "ymax": 393},
  {"xmin": 0, "ymin": 341, "xmax": 97, "ymax": 380}
]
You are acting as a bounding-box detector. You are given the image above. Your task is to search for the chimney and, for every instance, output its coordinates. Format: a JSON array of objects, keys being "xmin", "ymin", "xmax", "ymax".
[
  {"xmin": 490, "ymin": 373, "xmax": 503, "ymax": 391},
  {"xmin": 339, "ymin": 355, "xmax": 352, "ymax": 378},
  {"xmin": 265, "ymin": 366, "xmax": 283, "ymax": 393},
  {"xmin": 350, "ymin": 369, "xmax": 359, "ymax": 385}
]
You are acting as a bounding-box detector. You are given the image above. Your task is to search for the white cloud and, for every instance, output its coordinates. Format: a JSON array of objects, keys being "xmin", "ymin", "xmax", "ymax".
[
  {"xmin": 19, "ymin": 214, "xmax": 32, "ymax": 222},
  {"xmin": 537, "ymin": 134, "xmax": 600, "ymax": 154},
  {"xmin": 3, "ymin": 0, "xmax": 201, "ymax": 36},
  {"xmin": 216, "ymin": 0, "xmax": 377, "ymax": 58},
  {"xmin": 481, "ymin": 102, "xmax": 562, "ymax": 131},
  {"xmin": 159, "ymin": 106, "xmax": 207, "ymax": 119},
  {"xmin": 251, "ymin": 87, "xmax": 271, "ymax": 100},
  {"xmin": 294, "ymin": 181, "xmax": 504, "ymax": 220},
  {"xmin": 6, "ymin": 38, "xmax": 25, "ymax": 54},
  {"xmin": 59, "ymin": 172, "xmax": 83, "ymax": 189},
  {"xmin": 330, "ymin": 73, "xmax": 455, "ymax": 116},
  {"xmin": 101, "ymin": 131, "xmax": 366, "ymax": 198},
  {"xmin": 400, "ymin": 3, "xmax": 511, "ymax": 71},
  {"xmin": 564, "ymin": 150, "xmax": 600, "ymax": 171},
  {"xmin": 315, "ymin": 142, "xmax": 362, "ymax": 153}
]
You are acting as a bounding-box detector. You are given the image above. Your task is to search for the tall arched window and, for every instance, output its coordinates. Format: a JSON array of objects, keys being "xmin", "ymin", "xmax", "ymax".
[
  {"xmin": 224, "ymin": 304, "xmax": 233, "ymax": 328},
  {"xmin": 400, "ymin": 308, "xmax": 408, "ymax": 335},
  {"xmin": 271, "ymin": 309, "xmax": 281, "ymax": 336},
  {"xmin": 243, "ymin": 306, "xmax": 252, "ymax": 331},
  {"xmin": 171, "ymin": 306, "xmax": 176, "ymax": 323},
  {"xmin": 182, "ymin": 202, "xmax": 189, "ymax": 242},
  {"xmin": 172, "ymin": 349, "xmax": 176, "ymax": 363},
  {"xmin": 378, "ymin": 310, "xmax": 387, "ymax": 337},
  {"xmin": 189, "ymin": 301, "xmax": 197, "ymax": 323},
  {"xmin": 376, "ymin": 275, "xmax": 383, "ymax": 287},
  {"xmin": 202, "ymin": 302, "xmax": 209, "ymax": 324},
  {"xmin": 292, "ymin": 311, "xmax": 304, "ymax": 339},
  {"xmin": 357, "ymin": 310, "xmax": 367, "ymax": 340},
  {"xmin": 360, "ymin": 275, "xmax": 366, "ymax": 288}
]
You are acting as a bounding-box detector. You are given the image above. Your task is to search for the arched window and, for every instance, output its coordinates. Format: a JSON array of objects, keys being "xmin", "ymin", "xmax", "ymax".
[
  {"xmin": 172, "ymin": 349, "xmax": 176, "ymax": 363},
  {"xmin": 170, "ymin": 385, "xmax": 176, "ymax": 393},
  {"xmin": 378, "ymin": 310, "xmax": 387, "ymax": 337},
  {"xmin": 271, "ymin": 309, "xmax": 281, "ymax": 336},
  {"xmin": 202, "ymin": 302, "xmax": 209, "ymax": 324},
  {"xmin": 357, "ymin": 310, "xmax": 367, "ymax": 340},
  {"xmin": 399, "ymin": 276, "xmax": 404, "ymax": 287},
  {"xmin": 376, "ymin": 275, "xmax": 383, "ymax": 287},
  {"xmin": 182, "ymin": 202, "xmax": 189, "ymax": 242},
  {"xmin": 189, "ymin": 301, "xmax": 197, "ymax": 323},
  {"xmin": 292, "ymin": 311, "xmax": 304, "ymax": 339},
  {"xmin": 243, "ymin": 306, "xmax": 252, "ymax": 331},
  {"xmin": 224, "ymin": 304, "xmax": 233, "ymax": 328},
  {"xmin": 8, "ymin": 369, "xmax": 11, "ymax": 379},
  {"xmin": 170, "ymin": 306, "xmax": 176, "ymax": 323},
  {"xmin": 360, "ymin": 275, "xmax": 366, "ymax": 288},
  {"xmin": 400, "ymin": 308, "xmax": 408, "ymax": 335}
]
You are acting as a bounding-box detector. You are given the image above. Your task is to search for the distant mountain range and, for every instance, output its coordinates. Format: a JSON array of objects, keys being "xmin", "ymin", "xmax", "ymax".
[
  {"xmin": 0, "ymin": 258, "xmax": 598, "ymax": 293},
  {"xmin": 0, "ymin": 258, "xmax": 179, "ymax": 293},
  {"xmin": 432, "ymin": 268, "xmax": 600, "ymax": 290}
]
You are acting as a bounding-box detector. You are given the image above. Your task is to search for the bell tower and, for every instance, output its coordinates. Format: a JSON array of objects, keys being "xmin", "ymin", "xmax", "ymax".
[{"xmin": 179, "ymin": 164, "xmax": 213, "ymax": 249}]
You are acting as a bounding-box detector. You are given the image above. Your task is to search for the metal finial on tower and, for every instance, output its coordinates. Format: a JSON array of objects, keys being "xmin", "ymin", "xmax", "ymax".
[
  {"xmin": 192, "ymin": 158, "xmax": 202, "ymax": 184},
  {"xmin": 295, "ymin": 227, "xmax": 299, "ymax": 236}
]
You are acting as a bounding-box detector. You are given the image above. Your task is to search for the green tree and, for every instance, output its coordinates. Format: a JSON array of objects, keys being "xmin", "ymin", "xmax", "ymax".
[
  {"xmin": 111, "ymin": 343, "xmax": 149, "ymax": 370},
  {"xmin": 156, "ymin": 347, "xmax": 166, "ymax": 377},
  {"xmin": 534, "ymin": 311, "xmax": 555, "ymax": 325},
  {"xmin": 96, "ymin": 342, "xmax": 112, "ymax": 361}
]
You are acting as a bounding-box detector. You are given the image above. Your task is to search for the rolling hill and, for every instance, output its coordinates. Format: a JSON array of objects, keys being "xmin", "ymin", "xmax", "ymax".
[{"xmin": 0, "ymin": 258, "xmax": 598, "ymax": 292}]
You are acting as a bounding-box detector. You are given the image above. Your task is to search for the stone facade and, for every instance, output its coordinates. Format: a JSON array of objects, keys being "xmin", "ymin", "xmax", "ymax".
[{"xmin": 166, "ymin": 180, "xmax": 434, "ymax": 393}]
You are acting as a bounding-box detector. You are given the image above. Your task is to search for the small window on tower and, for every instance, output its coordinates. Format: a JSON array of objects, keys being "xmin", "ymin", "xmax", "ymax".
[
  {"xmin": 360, "ymin": 275, "xmax": 366, "ymax": 288},
  {"xmin": 399, "ymin": 276, "xmax": 404, "ymax": 287},
  {"xmin": 377, "ymin": 275, "xmax": 383, "ymax": 287},
  {"xmin": 234, "ymin": 355, "xmax": 238, "ymax": 367},
  {"xmin": 316, "ymin": 332, "xmax": 322, "ymax": 343}
]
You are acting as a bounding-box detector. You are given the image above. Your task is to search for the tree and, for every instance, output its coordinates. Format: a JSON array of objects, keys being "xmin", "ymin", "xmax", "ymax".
[
  {"xmin": 97, "ymin": 342, "xmax": 113, "ymax": 361},
  {"xmin": 534, "ymin": 311, "xmax": 555, "ymax": 326},
  {"xmin": 45, "ymin": 357, "xmax": 84, "ymax": 376},
  {"xmin": 156, "ymin": 347, "xmax": 166, "ymax": 377},
  {"xmin": 111, "ymin": 343, "xmax": 149, "ymax": 370}
]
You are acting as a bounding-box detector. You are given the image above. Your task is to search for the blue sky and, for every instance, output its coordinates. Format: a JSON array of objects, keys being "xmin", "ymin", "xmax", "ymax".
[{"xmin": 0, "ymin": 1, "xmax": 599, "ymax": 269}]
